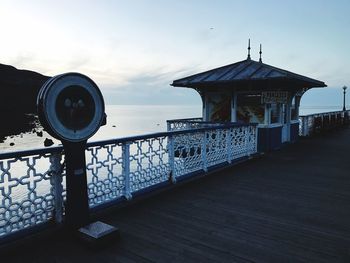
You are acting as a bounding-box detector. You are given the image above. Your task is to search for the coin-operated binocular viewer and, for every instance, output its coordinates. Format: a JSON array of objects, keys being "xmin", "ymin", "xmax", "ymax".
[{"xmin": 37, "ymin": 73, "xmax": 106, "ymax": 229}]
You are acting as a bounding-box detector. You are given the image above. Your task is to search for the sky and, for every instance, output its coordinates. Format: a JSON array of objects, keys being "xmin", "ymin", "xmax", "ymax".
[{"xmin": 0, "ymin": 0, "xmax": 349, "ymax": 107}]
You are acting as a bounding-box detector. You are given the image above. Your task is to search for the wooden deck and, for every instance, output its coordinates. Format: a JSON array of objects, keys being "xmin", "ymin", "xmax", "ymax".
[{"xmin": 4, "ymin": 128, "xmax": 350, "ymax": 262}]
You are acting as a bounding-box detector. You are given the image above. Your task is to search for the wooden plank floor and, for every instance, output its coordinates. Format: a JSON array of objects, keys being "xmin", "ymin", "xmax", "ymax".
[{"xmin": 3, "ymin": 128, "xmax": 350, "ymax": 262}]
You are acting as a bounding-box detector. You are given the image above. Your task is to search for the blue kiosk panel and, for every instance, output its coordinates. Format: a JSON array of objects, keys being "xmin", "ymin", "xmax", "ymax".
[{"xmin": 257, "ymin": 125, "xmax": 283, "ymax": 152}]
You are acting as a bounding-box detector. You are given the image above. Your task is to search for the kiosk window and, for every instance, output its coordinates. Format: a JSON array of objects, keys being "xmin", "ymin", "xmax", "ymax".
[{"xmin": 237, "ymin": 94, "xmax": 264, "ymax": 124}]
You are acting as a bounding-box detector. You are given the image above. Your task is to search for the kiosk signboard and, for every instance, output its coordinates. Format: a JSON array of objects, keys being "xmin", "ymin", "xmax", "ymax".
[{"xmin": 261, "ymin": 91, "xmax": 288, "ymax": 104}]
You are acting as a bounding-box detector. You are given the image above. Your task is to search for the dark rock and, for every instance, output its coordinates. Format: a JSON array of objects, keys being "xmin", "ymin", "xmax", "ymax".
[
  {"xmin": 44, "ymin": 138, "xmax": 54, "ymax": 147},
  {"xmin": 36, "ymin": 131, "xmax": 43, "ymax": 137},
  {"xmin": 9, "ymin": 142, "xmax": 15, "ymax": 146},
  {"xmin": 0, "ymin": 63, "xmax": 50, "ymax": 137},
  {"xmin": 112, "ymin": 125, "xmax": 116, "ymax": 127}
]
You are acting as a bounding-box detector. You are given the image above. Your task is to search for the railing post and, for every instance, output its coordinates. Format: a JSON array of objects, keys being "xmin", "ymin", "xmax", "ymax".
[
  {"xmin": 49, "ymin": 153, "xmax": 64, "ymax": 224},
  {"xmin": 122, "ymin": 142, "xmax": 132, "ymax": 200},
  {"xmin": 168, "ymin": 134, "xmax": 176, "ymax": 183},
  {"xmin": 244, "ymin": 126, "xmax": 249, "ymax": 156},
  {"xmin": 299, "ymin": 117, "xmax": 303, "ymax": 136},
  {"xmin": 254, "ymin": 125, "xmax": 258, "ymax": 154},
  {"xmin": 305, "ymin": 116, "xmax": 309, "ymax": 136},
  {"xmin": 202, "ymin": 131, "xmax": 208, "ymax": 172},
  {"xmin": 167, "ymin": 121, "xmax": 171, "ymax": 132},
  {"xmin": 226, "ymin": 128, "xmax": 232, "ymax": 163}
]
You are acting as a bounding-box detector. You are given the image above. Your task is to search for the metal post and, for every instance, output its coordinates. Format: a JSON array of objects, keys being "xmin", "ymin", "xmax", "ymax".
[
  {"xmin": 202, "ymin": 131, "xmax": 208, "ymax": 172},
  {"xmin": 285, "ymin": 100, "xmax": 291, "ymax": 141},
  {"xmin": 226, "ymin": 128, "xmax": 232, "ymax": 163},
  {"xmin": 254, "ymin": 126, "xmax": 258, "ymax": 154},
  {"xmin": 166, "ymin": 121, "xmax": 171, "ymax": 132},
  {"xmin": 244, "ymin": 126, "xmax": 249, "ymax": 156},
  {"xmin": 49, "ymin": 153, "xmax": 64, "ymax": 224},
  {"xmin": 343, "ymin": 86, "xmax": 347, "ymax": 111},
  {"xmin": 302, "ymin": 116, "xmax": 308, "ymax": 136},
  {"xmin": 63, "ymin": 141, "xmax": 90, "ymax": 228},
  {"xmin": 122, "ymin": 142, "xmax": 132, "ymax": 200},
  {"xmin": 168, "ymin": 134, "xmax": 176, "ymax": 183}
]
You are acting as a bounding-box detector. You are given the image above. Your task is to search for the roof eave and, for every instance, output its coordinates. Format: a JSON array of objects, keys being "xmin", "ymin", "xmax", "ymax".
[{"xmin": 171, "ymin": 77, "xmax": 327, "ymax": 89}]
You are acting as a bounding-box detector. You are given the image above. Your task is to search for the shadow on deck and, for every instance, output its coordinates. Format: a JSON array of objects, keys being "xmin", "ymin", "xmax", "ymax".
[{"xmin": 4, "ymin": 128, "xmax": 350, "ymax": 262}]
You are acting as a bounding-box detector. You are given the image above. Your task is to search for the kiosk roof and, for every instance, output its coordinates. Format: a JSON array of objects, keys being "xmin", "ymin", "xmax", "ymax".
[{"xmin": 171, "ymin": 59, "xmax": 326, "ymax": 89}]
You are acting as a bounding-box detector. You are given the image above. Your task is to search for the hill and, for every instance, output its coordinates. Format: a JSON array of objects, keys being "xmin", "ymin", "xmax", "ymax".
[{"xmin": 0, "ymin": 63, "xmax": 50, "ymax": 138}]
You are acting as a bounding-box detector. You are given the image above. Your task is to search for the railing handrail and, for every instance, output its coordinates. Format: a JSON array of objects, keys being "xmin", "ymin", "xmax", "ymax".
[
  {"xmin": 299, "ymin": 109, "xmax": 349, "ymax": 137},
  {"xmin": 83, "ymin": 122, "xmax": 258, "ymax": 146},
  {"xmin": 166, "ymin": 117, "xmax": 202, "ymax": 122},
  {"xmin": 299, "ymin": 109, "xmax": 350, "ymax": 118},
  {"xmin": 167, "ymin": 117, "xmax": 235, "ymax": 125},
  {"xmin": 0, "ymin": 122, "xmax": 258, "ymax": 159},
  {"xmin": 0, "ymin": 145, "xmax": 63, "ymax": 160}
]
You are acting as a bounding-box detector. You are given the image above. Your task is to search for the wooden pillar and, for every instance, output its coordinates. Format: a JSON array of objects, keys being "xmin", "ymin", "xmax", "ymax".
[
  {"xmin": 231, "ymin": 91, "xmax": 237, "ymax": 122},
  {"xmin": 264, "ymin": 103, "xmax": 271, "ymax": 125},
  {"xmin": 286, "ymin": 99, "xmax": 292, "ymax": 141},
  {"xmin": 278, "ymin": 104, "xmax": 283, "ymax": 123},
  {"xmin": 202, "ymin": 92, "xmax": 207, "ymax": 121},
  {"xmin": 202, "ymin": 92, "xmax": 210, "ymax": 121},
  {"xmin": 295, "ymin": 96, "xmax": 301, "ymax": 119}
]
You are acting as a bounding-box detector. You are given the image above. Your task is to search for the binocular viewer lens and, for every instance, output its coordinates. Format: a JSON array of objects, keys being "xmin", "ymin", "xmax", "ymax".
[
  {"xmin": 56, "ymin": 85, "xmax": 95, "ymax": 132},
  {"xmin": 37, "ymin": 73, "xmax": 106, "ymax": 143}
]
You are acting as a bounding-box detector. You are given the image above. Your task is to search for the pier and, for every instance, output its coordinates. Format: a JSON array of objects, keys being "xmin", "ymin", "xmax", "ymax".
[
  {"xmin": 1, "ymin": 53, "xmax": 349, "ymax": 261},
  {"xmin": 1, "ymin": 116, "xmax": 350, "ymax": 262}
]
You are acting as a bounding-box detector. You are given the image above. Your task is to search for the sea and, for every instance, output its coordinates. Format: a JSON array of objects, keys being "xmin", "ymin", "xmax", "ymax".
[
  {"xmin": 0, "ymin": 104, "xmax": 345, "ymax": 204},
  {"xmin": 0, "ymin": 104, "xmax": 345, "ymax": 153}
]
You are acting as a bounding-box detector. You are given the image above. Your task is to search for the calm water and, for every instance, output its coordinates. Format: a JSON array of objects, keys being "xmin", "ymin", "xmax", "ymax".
[
  {"xmin": 0, "ymin": 105, "xmax": 201, "ymax": 153},
  {"xmin": 0, "ymin": 104, "xmax": 344, "ymax": 153}
]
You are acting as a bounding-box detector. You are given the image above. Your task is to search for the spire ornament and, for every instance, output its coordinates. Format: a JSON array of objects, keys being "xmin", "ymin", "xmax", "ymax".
[
  {"xmin": 247, "ymin": 39, "xmax": 251, "ymax": 60},
  {"xmin": 259, "ymin": 44, "xmax": 262, "ymax": 63}
]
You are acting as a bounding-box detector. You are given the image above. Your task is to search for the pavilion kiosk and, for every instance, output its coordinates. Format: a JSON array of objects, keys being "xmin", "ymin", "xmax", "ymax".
[{"xmin": 171, "ymin": 49, "xmax": 326, "ymax": 152}]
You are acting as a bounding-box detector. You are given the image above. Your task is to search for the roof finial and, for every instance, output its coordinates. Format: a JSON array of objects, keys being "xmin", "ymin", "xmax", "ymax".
[
  {"xmin": 259, "ymin": 44, "xmax": 262, "ymax": 63},
  {"xmin": 247, "ymin": 39, "xmax": 251, "ymax": 60}
]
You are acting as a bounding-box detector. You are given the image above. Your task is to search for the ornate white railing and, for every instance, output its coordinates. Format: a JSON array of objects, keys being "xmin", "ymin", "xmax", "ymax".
[
  {"xmin": 299, "ymin": 110, "xmax": 349, "ymax": 136},
  {"xmin": 0, "ymin": 148, "xmax": 65, "ymax": 238},
  {"xmin": 0, "ymin": 123, "xmax": 258, "ymax": 241}
]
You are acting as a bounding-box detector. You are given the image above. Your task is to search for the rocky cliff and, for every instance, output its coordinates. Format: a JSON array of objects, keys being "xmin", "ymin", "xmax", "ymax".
[{"xmin": 0, "ymin": 63, "xmax": 50, "ymax": 138}]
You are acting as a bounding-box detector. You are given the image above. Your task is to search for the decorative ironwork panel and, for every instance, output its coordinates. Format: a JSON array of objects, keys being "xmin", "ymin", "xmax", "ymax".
[
  {"xmin": 0, "ymin": 150, "xmax": 63, "ymax": 237},
  {"xmin": 86, "ymin": 143, "xmax": 124, "ymax": 207},
  {"xmin": 206, "ymin": 129, "xmax": 228, "ymax": 167},
  {"xmin": 230, "ymin": 126, "xmax": 248, "ymax": 158},
  {"xmin": 128, "ymin": 136, "xmax": 170, "ymax": 192},
  {"xmin": 0, "ymin": 121, "xmax": 259, "ymax": 241},
  {"xmin": 173, "ymin": 132, "xmax": 203, "ymax": 177},
  {"xmin": 246, "ymin": 125, "xmax": 257, "ymax": 154},
  {"xmin": 299, "ymin": 110, "xmax": 349, "ymax": 136}
]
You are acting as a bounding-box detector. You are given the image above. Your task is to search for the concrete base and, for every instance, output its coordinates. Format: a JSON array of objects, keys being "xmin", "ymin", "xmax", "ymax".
[{"xmin": 77, "ymin": 221, "xmax": 119, "ymax": 246}]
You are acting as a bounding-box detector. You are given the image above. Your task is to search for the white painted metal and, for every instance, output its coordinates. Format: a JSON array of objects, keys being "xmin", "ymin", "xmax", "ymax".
[
  {"xmin": 122, "ymin": 142, "xmax": 132, "ymax": 200},
  {"xmin": 299, "ymin": 110, "xmax": 350, "ymax": 136},
  {"xmin": 264, "ymin": 104, "xmax": 271, "ymax": 125},
  {"xmin": 231, "ymin": 92, "xmax": 237, "ymax": 122},
  {"xmin": 0, "ymin": 123, "xmax": 258, "ymax": 239}
]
